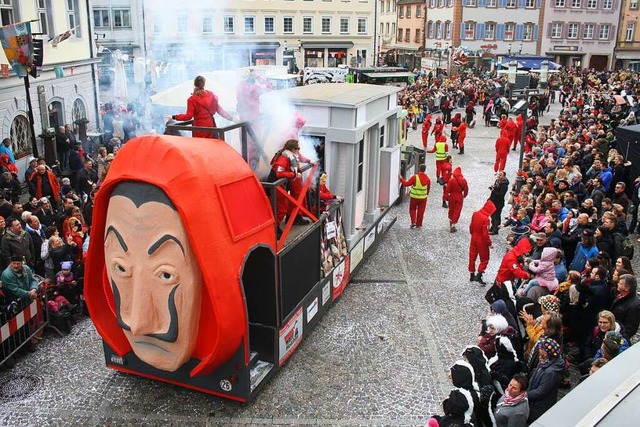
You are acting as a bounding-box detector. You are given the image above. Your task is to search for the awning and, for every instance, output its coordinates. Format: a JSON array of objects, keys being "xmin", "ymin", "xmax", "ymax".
[
  {"xmin": 362, "ymin": 72, "xmax": 415, "ymax": 79},
  {"xmin": 616, "ymin": 52, "xmax": 640, "ymax": 60},
  {"xmin": 498, "ymin": 57, "xmax": 561, "ymax": 70},
  {"xmin": 301, "ymin": 41, "xmax": 354, "ymax": 49},
  {"xmin": 223, "ymin": 41, "xmax": 281, "ymax": 49}
]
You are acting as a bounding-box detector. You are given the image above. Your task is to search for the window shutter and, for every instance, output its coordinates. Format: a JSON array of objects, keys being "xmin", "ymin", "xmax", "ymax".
[
  {"xmin": 478, "ymin": 0, "xmax": 487, "ymax": 6},
  {"xmin": 547, "ymin": 23, "xmax": 553, "ymax": 38},
  {"xmin": 517, "ymin": 0, "xmax": 526, "ymax": 6},
  {"xmin": 441, "ymin": 22, "xmax": 446, "ymax": 37},
  {"xmin": 515, "ymin": 23, "xmax": 524, "ymax": 40},
  {"xmin": 533, "ymin": 24, "xmax": 539, "ymax": 40},
  {"xmin": 499, "ymin": 0, "xmax": 507, "ymax": 6},
  {"xmin": 610, "ymin": 25, "xmax": 615, "ymax": 40},
  {"xmin": 537, "ymin": 0, "xmax": 543, "ymax": 7},
  {"xmin": 462, "ymin": 0, "xmax": 468, "ymax": 5},
  {"xmin": 460, "ymin": 22, "xmax": 466, "ymax": 39},
  {"xmin": 477, "ymin": 22, "xmax": 485, "ymax": 39},
  {"xmin": 497, "ymin": 23, "xmax": 505, "ymax": 39}
]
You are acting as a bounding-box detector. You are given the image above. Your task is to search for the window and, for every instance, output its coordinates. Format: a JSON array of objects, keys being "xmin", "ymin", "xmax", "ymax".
[
  {"xmin": 603, "ymin": 0, "xmax": 612, "ymax": 8},
  {"xmin": 284, "ymin": 16, "xmax": 293, "ymax": 33},
  {"xmin": 358, "ymin": 17, "xmax": 367, "ymax": 34},
  {"xmin": 153, "ymin": 16, "xmax": 162, "ymax": 33},
  {"xmin": 264, "ymin": 16, "xmax": 274, "ymax": 33},
  {"xmin": 524, "ymin": 23, "xmax": 533, "ymax": 40},
  {"xmin": 551, "ymin": 22, "xmax": 562, "ymax": 38},
  {"xmin": 504, "ymin": 22, "xmax": 515, "ymax": 40},
  {"xmin": 568, "ymin": 23, "xmax": 579, "ymax": 38},
  {"xmin": 224, "ymin": 16, "xmax": 234, "ymax": 33},
  {"xmin": 379, "ymin": 126, "xmax": 385, "ymax": 148},
  {"xmin": 385, "ymin": 22, "xmax": 389, "ymax": 35},
  {"xmin": 506, "ymin": 0, "xmax": 516, "ymax": 7},
  {"xmin": 485, "ymin": 22, "xmax": 495, "ymax": 39},
  {"xmin": 399, "ymin": 5, "xmax": 404, "ymax": 18},
  {"xmin": 392, "ymin": 22, "xmax": 395, "ymax": 37},
  {"xmin": 405, "ymin": 28, "xmax": 410, "ymax": 41},
  {"xmin": 303, "ymin": 16, "xmax": 312, "ymax": 33},
  {"xmin": 37, "ymin": 0, "xmax": 51, "ymax": 37},
  {"xmin": 340, "ymin": 17, "xmax": 349, "ymax": 34},
  {"xmin": 487, "ymin": 0, "xmax": 497, "ymax": 7},
  {"xmin": 416, "ymin": 5, "xmax": 422, "ymax": 17},
  {"xmin": 93, "ymin": 9, "xmax": 109, "ymax": 28},
  {"xmin": 427, "ymin": 21, "xmax": 433, "ymax": 38},
  {"xmin": 113, "ymin": 8, "xmax": 131, "ymax": 28},
  {"xmin": 202, "ymin": 16, "xmax": 213, "ymax": 33},
  {"xmin": 571, "ymin": 0, "xmax": 581, "ymax": 7},
  {"xmin": 627, "ymin": 22, "xmax": 635, "ymax": 41},
  {"xmin": 322, "ymin": 17, "xmax": 331, "ymax": 33},
  {"xmin": 10, "ymin": 115, "xmax": 31, "ymax": 159},
  {"xmin": 244, "ymin": 16, "xmax": 255, "ymax": 34},
  {"xmin": 177, "ymin": 15, "xmax": 188, "ymax": 34},
  {"xmin": 436, "ymin": 21, "xmax": 442, "ymax": 38},
  {"xmin": 71, "ymin": 98, "xmax": 87, "ymax": 125},
  {"xmin": 406, "ymin": 5, "xmax": 411, "ymax": 17},
  {"xmin": 464, "ymin": 22, "xmax": 475, "ymax": 39},
  {"xmin": 66, "ymin": 0, "xmax": 81, "ymax": 36},
  {"xmin": 446, "ymin": 21, "xmax": 452, "ymax": 39},
  {"xmin": 587, "ymin": 0, "xmax": 597, "ymax": 7},
  {"xmin": 0, "ymin": 0, "xmax": 15, "ymax": 26},
  {"xmin": 583, "ymin": 23, "xmax": 594, "ymax": 39},
  {"xmin": 526, "ymin": 0, "xmax": 535, "ymax": 7},
  {"xmin": 599, "ymin": 24, "xmax": 610, "ymax": 39},
  {"xmin": 397, "ymin": 27, "xmax": 403, "ymax": 42},
  {"xmin": 631, "ymin": 0, "xmax": 639, "ymax": 9},
  {"xmin": 415, "ymin": 28, "xmax": 421, "ymax": 42},
  {"xmin": 555, "ymin": 0, "xmax": 565, "ymax": 6}
]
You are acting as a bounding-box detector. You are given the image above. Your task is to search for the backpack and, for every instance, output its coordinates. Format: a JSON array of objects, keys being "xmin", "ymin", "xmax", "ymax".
[{"xmin": 615, "ymin": 233, "xmax": 635, "ymax": 259}]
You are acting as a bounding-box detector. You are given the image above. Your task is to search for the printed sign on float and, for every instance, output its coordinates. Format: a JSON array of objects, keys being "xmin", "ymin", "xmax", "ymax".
[
  {"xmin": 306, "ymin": 298, "xmax": 319, "ymax": 323},
  {"xmin": 322, "ymin": 282, "xmax": 330, "ymax": 305},
  {"xmin": 332, "ymin": 256, "xmax": 351, "ymax": 301},
  {"xmin": 364, "ymin": 229, "xmax": 376, "ymax": 252},
  {"xmin": 278, "ymin": 307, "xmax": 304, "ymax": 366}
]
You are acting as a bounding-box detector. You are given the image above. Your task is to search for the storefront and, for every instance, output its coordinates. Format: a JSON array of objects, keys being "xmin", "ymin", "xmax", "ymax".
[
  {"xmin": 300, "ymin": 42, "xmax": 354, "ymax": 68},
  {"xmin": 546, "ymin": 46, "xmax": 584, "ymax": 69},
  {"xmin": 221, "ymin": 42, "xmax": 281, "ymax": 69}
]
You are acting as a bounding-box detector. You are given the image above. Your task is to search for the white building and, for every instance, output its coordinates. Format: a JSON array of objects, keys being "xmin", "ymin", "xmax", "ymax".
[{"xmin": 0, "ymin": 0, "xmax": 99, "ymax": 176}]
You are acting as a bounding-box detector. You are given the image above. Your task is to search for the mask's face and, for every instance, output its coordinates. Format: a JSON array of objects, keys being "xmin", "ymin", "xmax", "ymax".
[{"xmin": 104, "ymin": 195, "xmax": 202, "ymax": 372}]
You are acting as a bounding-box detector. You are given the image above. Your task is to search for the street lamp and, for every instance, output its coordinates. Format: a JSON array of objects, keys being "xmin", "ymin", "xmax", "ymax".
[
  {"xmin": 507, "ymin": 60, "xmax": 518, "ymax": 101},
  {"xmin": 507, "ymin": 43, "xmax": 512, "ymax": 56},
  {"xmin": 518, "ymin": 43, "xmax": 523, "ymax": 54},
  {"xmin": 511, "ymin": 98, "xmax": 529, "ymax": 191},
  {"xmin": 539, "ymin": 60, "xmax": 549, "ymax": 88}
]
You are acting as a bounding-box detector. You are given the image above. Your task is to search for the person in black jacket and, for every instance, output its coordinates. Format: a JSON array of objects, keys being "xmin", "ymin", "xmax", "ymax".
[
  {"xmin": 489, "ymin": 171, "xmax": 510, "ymax": 235},
  {"xmin": 527, "ymin": 337, "xmax": 565, "ymax": 423},
  {"xmin": 611, "ymin": 274, "xmax": 640, "ymax": 340},
  {"xmin": 55, "ymin": 126, "xmax": 70, "ymax": 171}
]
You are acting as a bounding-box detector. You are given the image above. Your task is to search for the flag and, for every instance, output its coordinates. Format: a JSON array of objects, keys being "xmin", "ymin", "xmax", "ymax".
[
  {"xmin": 0, "ymin": 21, "xmax": 34, "ymax": 77},
  {"xmin": 49, "ymin": 26, "xmax": 77, "ymax": 48}
]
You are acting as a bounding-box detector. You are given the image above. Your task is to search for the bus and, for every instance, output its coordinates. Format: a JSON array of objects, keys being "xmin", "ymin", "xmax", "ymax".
[{"xmin": 349, "ymin": 67, "xmax": 414, "ymax": 87}]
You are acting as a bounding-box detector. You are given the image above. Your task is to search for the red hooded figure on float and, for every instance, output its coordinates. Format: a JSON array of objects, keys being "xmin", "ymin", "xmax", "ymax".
[{"xmin": 85, "ymin": 135, "xmax": 276, "ymax": 399}]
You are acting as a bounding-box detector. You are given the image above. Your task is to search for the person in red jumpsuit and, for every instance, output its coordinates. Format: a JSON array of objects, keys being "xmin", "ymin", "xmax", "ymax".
[
  {"xmin": 173, "ymin": 75, "xmax": 234, "ymax": 138},
  {"xmin": 490, "ymin": 237, "xmax": 533, "ymax": 321},
  {"xmin": 446, "ymin": 166, "xmax": 468, "ymax": 233},
  {"xmin": 468, "ymin": 200, "xmax": 496, "ymax": 285},
  {"xmin": 421, "ymin": 114, "xmax": 432, "ymax": 149},
  {"xmin": 504, "ymin": 117, "xmax": 517, "ymax": 150},
  {"xmin": 512, "ymin": 114, "xmax": 524, "ymax": 151},
  {"xmin": 427, "ymin": 134, "xmax": 449, "ymax": 181},
  {"xmin": 440, "ymin": 155, "xmax": 453, "ymax": 208},
  {"xmin": 431, "ymin": 116, "xmax": 444, "ymax": 142},
  {"xmin": 399, "ymin": 163, "xmax": 431, "ymax": 229},
  {"xmin": 318, "ymin": 172, "xmax": 343, "ymax": 211},
  {"xmin": 494, "ymin": 130, "xmax": 511, "ymax": 173},
  {"xmin": 270, "ymin": 139, "xmax": 301, "ymax": 228},
  {"xmin": 452, "ymin": 117, "xmax": 468, "ymax": 155},
  {"xmin": 236, "ymin": 69, "xmax": 272, "ymax": 168},
  {"xmin": 498, "ymin": 114, "xmax": 508, "ymax": 133}
]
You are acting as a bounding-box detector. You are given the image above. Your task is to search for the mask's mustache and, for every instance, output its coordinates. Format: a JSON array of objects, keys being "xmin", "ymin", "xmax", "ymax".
[{"xmin": 112, "ymin": 279, "xmax": 179, "ymax": 343}]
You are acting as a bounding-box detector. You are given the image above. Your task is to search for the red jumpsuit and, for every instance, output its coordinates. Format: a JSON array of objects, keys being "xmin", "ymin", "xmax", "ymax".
[
  {"xmin": 400, "ymin": 172, "xmax": 431, "ymax": 227},
  {"xmin": 421, "ymin": 115, "xmax": 432, "ymax": 148},
  {"xmin": 431, "ymin": 119, "xmax": 444, "ymax": 142},
  {"xmin": 446, "ymin": 167, "xmax": 468, "ymax": 226},
  {"xmin": 427, "ymin": 136, "xmax": 448, "ymax": 179},
  {"xmin": 441, "ymin": 160, "xmax": 452, "ymax": 204},
  {"xmin": 271, "ymin": 151, "xmax": 296, "ymax": 223},
  {"xmin": 287, "ymin": 151, "xmax": 312, "ymax": 219},
  {"xmin": 504, "ymin": 119, "xmax": 517, "ymax": 148},
  {"xmin": 525, "ymin": 133, "xmax": 536, "ymax": 154},
  {"xmin": 468, "ymin": 200, "xmax": 496, "ymax": 275},
  {"xmin": 174, "ymin": 90, "xmax": 231, "ymax": 138},
  {"xmin": 494, "ymin": 132, "xmax": 511, "ymax": 173},
  {"xmin": 454, "ymin": 122, "xmax": 468, "ymax": 150},
  {"xmin": 512, "ymin": 114, "xmax": 524, "ymax": 150},
  {"xmin": 493, "ymin": 237, "xmax": 533, "ymax": 317}
]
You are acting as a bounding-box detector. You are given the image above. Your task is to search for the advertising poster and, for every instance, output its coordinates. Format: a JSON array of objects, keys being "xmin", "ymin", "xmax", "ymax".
[
  {"xmin": 278, "ymin": 307, "xmax": 304, "ymax": 366},
  {"xmin": 331, "ymin": 256, "xmax": 351, "ymax": 301},
  {"xmin": 306, "ymin": 297, "xmax": 319, "ymax": 323},
  {"xmin": 320, "ymin": 206, "xmax": 348, "ymax": 278}
]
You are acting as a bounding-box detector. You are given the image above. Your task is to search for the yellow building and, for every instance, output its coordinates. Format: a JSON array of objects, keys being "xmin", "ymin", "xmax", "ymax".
[
  {"xmin": 615, "ymin": 1, "xmax": 640, "ymax": 70},
  {"xmin": 0, "ymin": 0, "xmax": 99, "ymax": 174}
]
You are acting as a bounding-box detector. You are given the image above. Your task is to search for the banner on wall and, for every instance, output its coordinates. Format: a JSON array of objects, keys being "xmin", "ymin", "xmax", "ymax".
[{"xmin": 0, "ymin": 21, "xmax": 34, "ymax": 77}]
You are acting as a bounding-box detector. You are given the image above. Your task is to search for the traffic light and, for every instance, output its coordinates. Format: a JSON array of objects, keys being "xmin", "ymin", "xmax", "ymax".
[{"xmin": 29, "ymin": 38, "xmax": 44, "ymax": 78}]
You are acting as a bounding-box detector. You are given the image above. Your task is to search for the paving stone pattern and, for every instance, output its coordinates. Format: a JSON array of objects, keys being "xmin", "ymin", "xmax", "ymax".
[{"xmin": 0, "ymin": 102, "xmax": 566, "ymax": 426}]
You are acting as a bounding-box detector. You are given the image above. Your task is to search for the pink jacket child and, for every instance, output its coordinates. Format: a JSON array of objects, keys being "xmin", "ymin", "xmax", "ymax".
[{"xmin": 522, "ymin": 247, "xmax": 559, "ymax": 295}]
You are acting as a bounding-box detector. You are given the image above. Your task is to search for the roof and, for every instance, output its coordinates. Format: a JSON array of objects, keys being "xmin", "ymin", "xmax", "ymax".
[
  {"xmin": 281, "ymin": 83, "xmax": 400, "ymax": 108},
  {"xmin": 362, "ymin": 72, "xmax": 414, "ymax": 79},
  {"xmin": 397, "ymin": 0, "xmax": 423, "ymax": 4}
]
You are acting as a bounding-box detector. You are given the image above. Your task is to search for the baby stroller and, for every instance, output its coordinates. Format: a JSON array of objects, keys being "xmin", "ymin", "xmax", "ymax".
[{"xmin": 40, "ymin": 277, "xmax": 76, "ymax": 335}]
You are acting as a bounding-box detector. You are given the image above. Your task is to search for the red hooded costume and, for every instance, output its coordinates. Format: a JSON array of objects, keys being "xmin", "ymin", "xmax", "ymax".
[
  {"xmin": 494, "ymin": 131, "xmax": 511, "ymax": 173},
  {"xmin": 174, "ymin": 90, "xmax": 232, "ymax": 138},
  {"xmin": 421, "ymin": 114, "xmax": 432, "ymax": 148},
  {"xmin": 512, "ymin": 114, "xmax": 524, "ymax": 149},
  {"xmin": 504, "ymin": 119, "xmax": 517, "ymax": 145},
  {"xmin": 468, "ymin": 200, "xmax": 496, "ymax": 275},
  {"xmin": 446, "ymin": 167, "xmax": 469, "ymax": 225}
]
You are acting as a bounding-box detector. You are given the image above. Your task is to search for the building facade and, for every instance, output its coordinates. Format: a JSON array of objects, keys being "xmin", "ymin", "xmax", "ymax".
[
  {"xmin": 378, "ymin": 0, "xmax": 398, "ymax": 65},
  {"xmin": 541, "ymin": 0, "xmax": 621, "ymax": 69},
  {"xmin": 423, "ymin": 0, "xmax": 543, "ymax": 71},
  {"xmin": 615, "ymin": 0, "xmax": 640, "ymax": 70},
  {"xmin": 0, "ymin": 0, "xmax": 99, "ymax": 176},
  {"xmin": 142, "ymin": 0, "xmax": 376, "ymax": 74},
  {"xmin": 395, "ymin": 0, "xmax": 426, "ymax": 69}
]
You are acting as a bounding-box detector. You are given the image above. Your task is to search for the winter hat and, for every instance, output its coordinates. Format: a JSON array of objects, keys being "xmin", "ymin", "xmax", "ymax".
[
  {"xmin": 61, "ymin": 261, "xmax": 73, "ymax": 270},
  {"xmin": 490, "ymin": 299, "xmax": 508, "ymax": 316},
  {"xmin": 604, "ymin": 331, "xmax": 626, "ymax": 348},
  {"xmin": 493, "ymin": 336, "xmax": 519, "ymax": 362},
  {"xmin": 462, "ymin": 345, "xmax": 490, "ymax": 372},
  {"xmin": 450, "ymin": 360, "xmax": 480, "ymax": 392},
  {"xmin": 443, "ymin": 388, "xmax": 474, "ymax": 424},
  {"xmin": 538, "ymin": 295, "xmax": 560, "ymax": 313},
  {"xmin": 601, "ymin": 338, "xmax": 620, "ymax": 358},
  {"xmin": 486, "ymin": 314, "xmax": 509, "ymax": 334},
  {"xmin": 536, "ymin": 337, "xmax": 561, "ymax": 359}
]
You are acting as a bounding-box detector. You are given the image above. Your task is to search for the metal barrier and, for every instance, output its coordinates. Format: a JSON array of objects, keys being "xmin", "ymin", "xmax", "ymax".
[{"xmin": 0, "ymin": 297, "xmax": 45, "ymax": 367}]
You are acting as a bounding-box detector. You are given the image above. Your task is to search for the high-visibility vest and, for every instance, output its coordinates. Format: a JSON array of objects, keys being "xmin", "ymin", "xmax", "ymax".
[
  {"xmin": 435, "ymin": 142, "xmax": 447, "ymax": 160},
  {"xmin": 410, "ymin": 174, "xmax": 428, "ymax": 199}
]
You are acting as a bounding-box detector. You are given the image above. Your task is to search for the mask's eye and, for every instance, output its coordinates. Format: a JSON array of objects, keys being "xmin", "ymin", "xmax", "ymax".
[
  {"xmin": 115, "ymin": 264, "xmax": 126, "ymax": 273},
  {"xmin": 160, "ymin": 271, "xmax": 172, "ymax": 281}
]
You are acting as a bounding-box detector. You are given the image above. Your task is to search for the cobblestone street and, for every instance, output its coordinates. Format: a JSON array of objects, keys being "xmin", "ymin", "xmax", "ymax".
[{"xmin": 0, "ymin": 102, "xmax": 560, "ymax": 426}]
